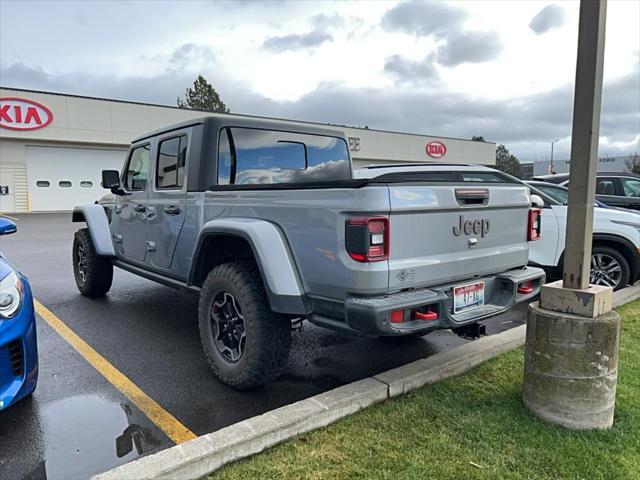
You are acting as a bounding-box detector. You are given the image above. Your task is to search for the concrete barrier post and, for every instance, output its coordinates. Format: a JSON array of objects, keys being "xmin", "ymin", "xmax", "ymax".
[{"xmin": 523, "ymin": 281, "xmax": 620, "ymax": 429}]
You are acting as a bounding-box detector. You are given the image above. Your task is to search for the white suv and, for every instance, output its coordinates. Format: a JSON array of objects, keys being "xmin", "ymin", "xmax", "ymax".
[{"xmin": 526, "ymin": 180, "xmax": 639, "ymax": 290}]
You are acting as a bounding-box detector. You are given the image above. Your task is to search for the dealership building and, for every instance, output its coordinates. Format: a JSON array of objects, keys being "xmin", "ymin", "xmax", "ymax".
[{"xmin": 0, "ymin": 88, "xmax": 496, "ymax": 213}]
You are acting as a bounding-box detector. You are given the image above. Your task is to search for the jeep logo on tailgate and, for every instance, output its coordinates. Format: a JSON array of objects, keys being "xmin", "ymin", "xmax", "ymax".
[{"xmin": 453, "ymin": 215, "xmax": 490, "ymax": 238}]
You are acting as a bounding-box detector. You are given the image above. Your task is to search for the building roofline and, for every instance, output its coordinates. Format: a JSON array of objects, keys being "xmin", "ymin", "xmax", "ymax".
[{"xmin": 0, "ymin": 86, "xmax": 496, "ymax": 145}]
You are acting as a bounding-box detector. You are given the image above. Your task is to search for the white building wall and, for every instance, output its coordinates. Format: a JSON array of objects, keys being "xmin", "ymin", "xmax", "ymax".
[{"xmin": 1, "ymin": 88, "xmax": 496, "ymax": 213}]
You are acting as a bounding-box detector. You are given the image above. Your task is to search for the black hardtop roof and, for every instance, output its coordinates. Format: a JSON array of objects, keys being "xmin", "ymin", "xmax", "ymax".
[{"xmin": 131, "ymin": 116, "xmax": 347, "ymax": 143}]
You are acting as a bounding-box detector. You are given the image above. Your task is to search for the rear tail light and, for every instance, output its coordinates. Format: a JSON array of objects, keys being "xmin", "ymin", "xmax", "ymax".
[
  {"xmin": 346, "ymin": 216, "xmax": 389, "ymax": 262},
  {"xmin": 528, "ymin": 208, "xmax": 542, "ymax": 241}
]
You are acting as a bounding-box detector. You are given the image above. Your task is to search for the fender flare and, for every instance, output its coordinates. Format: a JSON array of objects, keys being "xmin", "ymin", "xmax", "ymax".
[
  {"xmin": 72, "ymin": 204, "xmax": 115, "ymax": 257},
  {"xmin": 188, "ymin": 218, "xmax": 308, "ymax": 314}
]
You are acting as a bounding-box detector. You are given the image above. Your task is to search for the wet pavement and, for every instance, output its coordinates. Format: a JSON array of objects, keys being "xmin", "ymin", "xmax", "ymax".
[{"xmin": 0, "ymin": 213, "xmax": 527, "ymax": 480}]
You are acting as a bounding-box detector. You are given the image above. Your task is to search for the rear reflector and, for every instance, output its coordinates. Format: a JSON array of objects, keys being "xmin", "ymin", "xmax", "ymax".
[
  {"xmin": 528, "ymin": 208, "xmax": 542, "ymax": 241},
  {"xmin": 390, "ymin": 309, "xmax": 404, "ymax": 323},
  {"xmin": 346, "ymin": 216, "xmax": 389, "ymax": 262}
]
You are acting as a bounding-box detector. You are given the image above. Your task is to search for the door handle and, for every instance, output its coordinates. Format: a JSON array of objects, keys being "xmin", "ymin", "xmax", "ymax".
[
  {"xmin": 164, "ymin": 205, "xmax": 181, "ymax": 215},
  {"xmin": 134, "ymin": 204, "xmax": 147, "ymax": 213}
]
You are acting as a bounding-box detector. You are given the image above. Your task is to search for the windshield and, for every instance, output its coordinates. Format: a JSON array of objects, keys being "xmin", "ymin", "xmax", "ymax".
[{"xmin": 534, "ymin": 183, "xmax": 569, "ymax": 205}]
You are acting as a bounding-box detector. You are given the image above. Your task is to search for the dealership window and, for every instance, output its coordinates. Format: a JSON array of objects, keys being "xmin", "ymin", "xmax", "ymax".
[
  {"xmin": 125, "ymin": 144, "xmax": 150, "ymax": 191},
  {"xmin": 59, "ymin": 181, "xmax": 72, "ymax": 188},
  {"xmin": 36, "ymin": 181, "xmax": 50, "ymax": 187},
  {"xmin": 217, "ymin": 127, "xmax": 350, "ymax": 185},
  {"xmin": 156, "ymin": 135, "xmax": 187, "ymax": 189},
  {"xmin": 80, "ymin": 181, "xmax": 93, "ymax": 188}
]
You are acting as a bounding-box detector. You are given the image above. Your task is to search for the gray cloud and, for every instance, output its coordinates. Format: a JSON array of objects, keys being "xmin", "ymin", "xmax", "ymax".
[
  {"xmin": 436, "ymin": 31, "xmax": 503, "ymax": 66},
  {"xmin": 167, "ymin": 43, "xmax": 216, "ymax": 72},
  {"xmin": 2, "ymin": 55, "xmax": 637, "ymax": 161},
  {"xmin": 310, "ymin": 13, "xmax": 346, "ymax": 30},
  {"xmin": 384, "ymin": 54, "xmax": 439, "ymax": 85},
  {"xmin": 529, "ymin": 4, "xmax": 565, "ymax": 35},
  {"xmin": 262, "ymin": 29, "xmax": 332, "ymax": 52},
  {"xmin": 381, "ymin": 0, "xmax": 467, "ymax": 38}
]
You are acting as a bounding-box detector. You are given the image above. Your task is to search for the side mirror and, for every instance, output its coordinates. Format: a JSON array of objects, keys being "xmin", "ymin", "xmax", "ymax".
[
  {"xmin": 102, "ymin": 170, "xmax": 126, "ymax": 195},
  {"xmin": 530, "ymin": 194, "xmax": 545, "ymax": 208},
  {"xmin": 102, "ymin": 170, "xmax": 120, "ymax": 189},
  {"xmin": 0, "ymin": 217, "xmax": 17, "ymax": 236}
]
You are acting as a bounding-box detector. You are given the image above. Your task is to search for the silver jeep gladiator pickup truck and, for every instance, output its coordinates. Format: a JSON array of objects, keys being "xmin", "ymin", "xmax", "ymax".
[{"xmin": 71, "ymin": 116, "xmax": 545, "ymax": 388}]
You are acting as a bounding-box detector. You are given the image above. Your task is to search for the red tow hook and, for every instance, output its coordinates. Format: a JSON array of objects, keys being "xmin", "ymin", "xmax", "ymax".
[
  {"xmin": 517, "ymin": 281, "xmax": 534, "ymax": 294},
  {"xmin": 413, "ymin": 310, "xmax": 438, "ymax": 321}
]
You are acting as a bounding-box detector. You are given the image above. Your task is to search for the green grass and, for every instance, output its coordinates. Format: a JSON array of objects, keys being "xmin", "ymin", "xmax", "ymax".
[{"xmin": 214, "ymin": 301, "xmax": 640, "ymax": 480}]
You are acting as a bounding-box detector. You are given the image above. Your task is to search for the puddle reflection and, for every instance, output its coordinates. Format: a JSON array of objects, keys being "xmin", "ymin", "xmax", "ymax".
[{"xmin": 6, "ymin": 394, "xmax": 163, "ymax": 480}]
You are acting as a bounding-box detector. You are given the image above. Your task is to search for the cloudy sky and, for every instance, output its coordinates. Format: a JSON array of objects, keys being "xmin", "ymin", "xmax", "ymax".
[{"xmin": 1, "ymin": 0, "xmax": 638, "ymax": 161}]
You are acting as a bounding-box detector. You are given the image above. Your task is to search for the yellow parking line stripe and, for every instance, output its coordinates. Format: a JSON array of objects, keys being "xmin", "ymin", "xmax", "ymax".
[
  {"xmin": 0, "ymin": 214, "xmax": 19, "ymax": 221},
  {"xmin": 34, "ymin": 299, "xmax": 197, "ymax": 444}
]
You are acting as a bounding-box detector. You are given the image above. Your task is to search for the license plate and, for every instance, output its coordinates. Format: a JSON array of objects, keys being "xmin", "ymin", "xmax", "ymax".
[{"xmin": 453, "ymin": 281, "xmax": 485, "ymax": 314}]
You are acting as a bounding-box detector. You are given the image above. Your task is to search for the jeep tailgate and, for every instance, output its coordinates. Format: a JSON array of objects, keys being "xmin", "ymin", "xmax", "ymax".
[{"xmin": 386, "ymin": 184, "xmax": 531, "ymax": 292}]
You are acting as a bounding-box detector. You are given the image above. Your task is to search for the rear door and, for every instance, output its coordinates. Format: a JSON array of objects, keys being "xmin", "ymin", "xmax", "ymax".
[
  {"xmin": 594, "ymin": 177, "xmax": 622, "ymax": 207},
  {"xmin": 385, "ymin": 171, "xmax": 531, "ymax": 291},
  {"xmin": 618, "ymin": 176, "xmax": 640, "ymax": 210},
  {"xmin": 145, "ymin": 131, "xmax": 189, "ymax": 270}
]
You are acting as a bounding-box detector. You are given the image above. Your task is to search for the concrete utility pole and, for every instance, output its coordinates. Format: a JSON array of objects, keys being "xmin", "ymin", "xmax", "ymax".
[
  {"xmin": 523, "ymin": 0, "xmax": 621, "ymax": 430},
  {"xmin": 562, "ymin": 0, "xmax": 607, "ymax": 290}
]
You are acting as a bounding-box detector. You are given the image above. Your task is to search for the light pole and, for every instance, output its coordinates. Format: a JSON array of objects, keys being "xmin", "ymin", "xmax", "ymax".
[{"xmin": 548, "ymin": 139, "xmax": 560, "ymax": 173}]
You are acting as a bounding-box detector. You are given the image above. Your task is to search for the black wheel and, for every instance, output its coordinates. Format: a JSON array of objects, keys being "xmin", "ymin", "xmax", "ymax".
[
  {"xmin": 589, "ymin": 246, "xmax": 630, "ymax": 291},
  {"xmin": 198, "ymin": 260, "xmax": 291, "ymax": 389},
  {"xmin": 73, "ymin": 228, "xmax": 113, "ymax": 297}
]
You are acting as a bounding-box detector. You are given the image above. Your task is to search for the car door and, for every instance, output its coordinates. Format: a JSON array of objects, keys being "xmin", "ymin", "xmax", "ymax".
[
  {"xmin": 117, "ymin": 143, "xmax": 151, "ymax": 263},
  {"xmin": 528, "ymin": 202, "xmax": 562, "ymax": 268},
  {"xmin": 145, "ymin": 132, "xmax": 188, "ymax": 271},
  {"xmin": 618, "ymin": 176, "xmax": 640, "ymax": 210},
  {"xmin": 594, "ymin": 177, "xmax": 622, "ymax": 207}
]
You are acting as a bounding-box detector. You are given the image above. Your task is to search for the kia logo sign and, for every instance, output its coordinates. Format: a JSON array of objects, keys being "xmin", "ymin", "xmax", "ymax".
[
  {"xmin": 0, "ymin": 97, "xmax": 53, "ymax": 131},
  {"xmin": 426, "ymin": 141, "xmax": 447, "ymax": 159}
]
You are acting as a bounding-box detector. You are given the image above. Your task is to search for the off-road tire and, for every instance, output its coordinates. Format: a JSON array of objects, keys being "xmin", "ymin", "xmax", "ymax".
[
  {"xmin": 590, "ymin": 245, "xmax": 630, "ymax": 291},
  {"xmin": 73, "ymin": 228, "xmax": 113, "ymax": 297},
  {"xmin": 198, "ymin": 260, "xmax": 292, "ymax": 389}
]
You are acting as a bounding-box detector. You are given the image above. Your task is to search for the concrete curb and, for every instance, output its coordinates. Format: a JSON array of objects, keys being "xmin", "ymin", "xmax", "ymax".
[
  {"xmin": 92, "ymin": 286, "xmax": 639, "ymax": 480},
  {"xmin": 612, "ymin": 282, "xmax": 640, "ymax": 308}
]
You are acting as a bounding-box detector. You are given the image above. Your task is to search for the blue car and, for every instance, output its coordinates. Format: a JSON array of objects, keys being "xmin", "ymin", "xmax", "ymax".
[{"xmin": 0, "ymin": 216, "xmax": 38, "ymax": 410}]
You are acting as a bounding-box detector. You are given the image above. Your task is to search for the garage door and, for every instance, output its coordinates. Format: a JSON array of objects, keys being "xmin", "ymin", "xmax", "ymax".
[{"xmin": 27, "ymin": 146, "xmax": 127, "ymax": 211}]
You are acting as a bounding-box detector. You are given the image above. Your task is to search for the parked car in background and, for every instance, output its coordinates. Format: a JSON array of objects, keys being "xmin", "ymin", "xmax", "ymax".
[
  {"xmin": 533, "ymin": 172, "xmax": 640, "ymax": 210},
  {"xmin": 525, "ymin": 181, "xmax": 639, "ymax": 290},
  {"xmin": 70, "ymin": 118, "xmax": 545, "ymax": 389},
  {"xmin": 0, "ymin": 217, "xmax": 38, "ymax": 410}
]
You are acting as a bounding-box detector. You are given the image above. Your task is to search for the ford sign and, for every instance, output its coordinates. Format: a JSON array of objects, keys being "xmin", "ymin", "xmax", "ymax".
[
  {"xmin": 0, "ymin": 97, "xmax": 53, "ymax": 131},
  {"xmin": 426, "ymin": 141, "xmax": 447, "ymax": 159}
]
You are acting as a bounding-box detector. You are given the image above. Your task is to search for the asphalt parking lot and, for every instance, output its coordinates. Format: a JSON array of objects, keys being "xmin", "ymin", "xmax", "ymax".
[{"xmin": 0, "ymin": 213, "xmax": 528, "ymax": 480}]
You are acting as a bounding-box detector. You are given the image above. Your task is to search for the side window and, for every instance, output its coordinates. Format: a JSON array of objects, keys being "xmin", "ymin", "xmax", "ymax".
[
  {"xmin": 218, "ymin": 129, "xmax": 232, "ymax": 186},
  {"xmin": 621, "ymin": 177, "xmax": 640, "ymax": 197},
  {"xmin": 595, "ymin": 178, "xmax": 615, "ymax": 196},
  {"xmin": 217, "ymin": 127, "xmax": 350, "ymax": 185},
  {"xmin": 125, "ymin": 144, "xmax": 150, "ymax": 191},
  {"xmin": 156, "ymin": 135, "xmax": 187, "ymax": 189}
]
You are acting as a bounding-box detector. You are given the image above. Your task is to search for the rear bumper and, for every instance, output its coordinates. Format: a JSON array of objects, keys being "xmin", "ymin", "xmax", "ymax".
[{"xmin": 311, "ymin": 266, "xmax": 545, "ymax": 336}]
